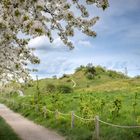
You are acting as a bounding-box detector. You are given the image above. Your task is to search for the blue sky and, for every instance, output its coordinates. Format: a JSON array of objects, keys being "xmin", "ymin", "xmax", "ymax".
[{"xmin": 28, "ymin": 0, "xmax": 140, "ymax": 79}]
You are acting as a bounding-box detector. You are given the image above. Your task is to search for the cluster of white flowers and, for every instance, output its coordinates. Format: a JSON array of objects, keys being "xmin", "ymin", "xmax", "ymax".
[{"xmin": 0, "ymin": 0, "xmax": 108, "ymax": 82}]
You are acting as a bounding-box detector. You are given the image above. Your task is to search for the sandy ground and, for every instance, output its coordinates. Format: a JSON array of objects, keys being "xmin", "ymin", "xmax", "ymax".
[{"xmin": 0, "ymin": 104, "xmax": 65, "ymax": 140}]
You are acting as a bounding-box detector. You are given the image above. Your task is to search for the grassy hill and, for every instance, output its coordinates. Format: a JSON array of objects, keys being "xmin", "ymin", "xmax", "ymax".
[
  {"xmin": 22, "ymin": 65, "xmax": 140, "ymax": 94},
  {"xmin": 1, "ymin": 65, "xmax": 140, "ymax": 140}
]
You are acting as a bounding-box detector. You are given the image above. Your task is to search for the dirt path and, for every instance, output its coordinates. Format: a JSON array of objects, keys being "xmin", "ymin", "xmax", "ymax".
[{"xmin": 0, "ymin": 104, "xmax": 65, "ymax": 140}]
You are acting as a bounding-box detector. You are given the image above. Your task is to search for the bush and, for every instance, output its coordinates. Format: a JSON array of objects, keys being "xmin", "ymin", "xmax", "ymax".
[
  {"xmin": 98, "ymin": 75, "xmax": 101, "ymax": 79},
  {"xmin": 27, "ymin": 82, "xmax": 33, "ymax": 87},
  {"xmin": 86, "ymin": 72, "xmax": 94, "ymax": 80},
  {"xmin": 75, "ymin": 65, "xmax": 85, "ymax": 72},
  {"xmin": 86, "ymin": 84, "xmax": 90, "ymax": 88},
  {"xmin": 46, "ymin": 84, "xmax": 56, "ymax": 93},
  {"xmin": 57, "ymin": 85, "xmax": 73, "ymax": 93},
  {"xmin": 66, "ymin": 79, "xmax": 71, "ymax": 82},
  {"xmin": 85, "ymin": 63, "xmax": 96, "ymax": 75},
  {"xmin": 135, "ymin": 75, "xmax": 140, "ymax": 79},
  {"xmin": 52, "ymin": 75, "xmax": 57, "ymax": 79},
  {"xmin": 95, "ymin": 66, "xmax": 106, "ymax": 75},
  {"xmin": 85, "ymin": 63, "xmax": 96, "ymax": 79},
  {"xmin": 60, "ymin": 74, "xmax": 69, "ymax": 79},
  {"xmin": 108, "ymin": 70, "xmax": 125, "ymax": 78}
]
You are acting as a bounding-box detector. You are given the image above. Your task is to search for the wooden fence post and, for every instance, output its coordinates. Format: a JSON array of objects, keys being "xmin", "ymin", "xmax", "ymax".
[
  {"xmin": 95, "ymin": 115, "xmax": 100, "ymax": 140},
  {"xmin": 71, "ymin": 111, "xmax": 75, "ymax": 128}
]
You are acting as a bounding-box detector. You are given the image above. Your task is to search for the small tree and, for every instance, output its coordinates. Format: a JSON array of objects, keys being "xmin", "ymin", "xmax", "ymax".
[
  {"xmin": 52, "ymin": 75, "xmax": 57, "ymax": 79},
  {"xmin": 46, "ymin": 84, "xmax": 56, "ymax": 93},
  {"xmin": 75, "ymin": 65, "xmax": 85, "ymax": 72},
  {"xmin": 57, "ymin": 85, "xmax": 73, "ymax": 93},
  {"xmin": 85, "ymin": 63, "xmax": 96, "ymax": 79}
]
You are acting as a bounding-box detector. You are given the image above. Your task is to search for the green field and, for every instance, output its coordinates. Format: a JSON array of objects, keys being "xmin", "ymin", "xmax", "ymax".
[
  {"xmin": 0, "ymin": 117, "xmax": 20, "ymax": 140},
  {"xmin": 1, "ymin": 66, "xmax": 140, "ymax": 140}
]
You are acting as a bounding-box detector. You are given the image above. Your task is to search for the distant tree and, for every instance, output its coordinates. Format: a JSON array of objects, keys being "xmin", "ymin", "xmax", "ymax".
[
  {"xmin": 108, "ymin": 70, "xmax": 126, "ymax": 78},
  {"xmin": 135, "ymin": 75, "xmax": 140, "ymax": 79},
  {"xmin": 86, "ymin": 72, "xmax": 94, "ymax": 80},
  {"xmin": 95, "ymin": 65, "xmax": 106, "ymax": 74},
  {"xmin": 75, "ymin": 65, "xmax": 85, "ymax": 72},
  {"xmin": 52, "ymin": 75, "xmax": 57, "ymax": 79},
  {"xmin": 60, "ymin": 74, "xmax": 69, "ymax": 79},
  {"xmin": 85, "ymin": 63, "xmax": 96, "ymax": 79}
]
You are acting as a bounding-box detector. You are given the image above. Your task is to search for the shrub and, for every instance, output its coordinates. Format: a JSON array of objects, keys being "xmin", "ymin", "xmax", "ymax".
[
  {"xmin": 75, "ymin": 65, "xmax": 85, "ymax": 72},
  {"xmin": 108, "ymin": 70, "xmax": 125, "ymax": 78},
  {"xmin": 57, "ymin": 85, "xmax": 73, "ymax": 93},
  {"xmin": 66, "ymin": 79, "xmax": 71, "ymax": 82},
  {"xmin": 86, "ymin": 84, "xmax": 90, "ymax": 88},
  {"xmin": 46, "ymin": 84, "xmax": 56, "ymax": 93},
  {"xmin": 60, "ymin": 74, "xmax": 69, "ymax": 79},
  {"xmin": 86, "ymin": 63, "xmax": 96, "ymax": 74},
  {"xmin": 135, "ymin": 75, "xmax": 140, "ymax": 79},
  {"xmin": 86, "ymin": 72, "xmax": 94, "ymax": 80},
  {"xmin": 85, "ymin": 63, "xmax": 96, "ymax": 79},
  {"xmin": 27, "ymin": 82, "xmax": 33, "ymax": 87},
  {"xmin": 52, "ymin": 75, "xmax": 57, "ymax": 79},
  {"xmin": 98, "ymin": 75, "xmax": 101, "ymax": 79},
  {"xmin": 95, "ymin": 66, "xmax": 106, "ymax": 75}
]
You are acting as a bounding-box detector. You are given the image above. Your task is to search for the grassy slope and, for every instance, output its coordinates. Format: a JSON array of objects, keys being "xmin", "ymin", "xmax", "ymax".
[
  {"xmin": 1, "ymin": 67, "xmax": 140, "ymax": 140},
  {"xmin": 24, "ymin": 68, "xmax": 140, "ymax": 95},
  {"xmin": 0, "ymin": 117, "xmax": 20, "ymax": 140}
]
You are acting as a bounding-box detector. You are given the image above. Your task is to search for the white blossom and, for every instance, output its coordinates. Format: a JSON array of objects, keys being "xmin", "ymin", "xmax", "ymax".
[{"xmin": 0, "ymin": 0, "xmax": 109, "ymax": 82}]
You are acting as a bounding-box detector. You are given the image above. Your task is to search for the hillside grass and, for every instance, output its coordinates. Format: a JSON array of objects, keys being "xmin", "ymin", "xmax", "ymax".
[{"xmin": 1, "ymin": 66, "xmax": 140, "ymax": 140}]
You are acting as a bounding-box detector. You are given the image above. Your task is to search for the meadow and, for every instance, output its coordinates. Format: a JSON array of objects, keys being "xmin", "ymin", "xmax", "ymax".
[{"xmin": 1, "ymin": 66, "xmax": 140, "ymax": 140}]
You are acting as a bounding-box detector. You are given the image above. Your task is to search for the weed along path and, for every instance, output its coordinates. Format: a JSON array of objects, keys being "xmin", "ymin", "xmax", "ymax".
[{"xmin": 0, "ymin": 104, "xmax": 65, "ymax": 140}]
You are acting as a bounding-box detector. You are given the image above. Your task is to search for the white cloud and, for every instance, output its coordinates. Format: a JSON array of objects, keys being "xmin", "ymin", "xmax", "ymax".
[
  {"xmin": 78, "ymin": 40, "xmax": 92, "ymax": 47},
  {"xmin": 30, "ymin": 56, "xmax": 76, "ymax": 79},
  {"xmin": 28, "ymin": 36, "xmax": 69, "ymax": 51},
  {"xmin": 28, "ymin": 0, "xmax": 140, "ymax": 78}
]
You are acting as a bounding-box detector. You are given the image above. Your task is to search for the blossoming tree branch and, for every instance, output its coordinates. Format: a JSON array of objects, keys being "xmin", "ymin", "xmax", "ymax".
[{"xmin": 0, "ymin": 0, "xmax": 109, "ymax": 81}]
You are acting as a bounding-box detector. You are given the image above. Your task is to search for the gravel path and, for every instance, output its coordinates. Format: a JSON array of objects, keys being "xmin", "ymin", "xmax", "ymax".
[{"xmin": 0, "ymin": 104, "xmax": 65, "ymax": 140}]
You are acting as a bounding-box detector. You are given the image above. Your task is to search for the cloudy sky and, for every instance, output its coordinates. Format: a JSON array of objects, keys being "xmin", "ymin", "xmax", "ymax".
[{"xmin": 28, "ymin": 0, "xmax": 140, "ymax": 79}]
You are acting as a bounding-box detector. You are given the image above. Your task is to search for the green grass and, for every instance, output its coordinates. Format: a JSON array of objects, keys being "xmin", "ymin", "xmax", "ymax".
[
  {"xmin": 1, "ymin": 90, "xmax": 140, "ymax": 140},
  {"xmin": 0, "ymin": 117, "xmax": 20, "ymax": 140},
  {"xmin": 1, "ymin": 66, "xmax": 140, "ymax": 140}
]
